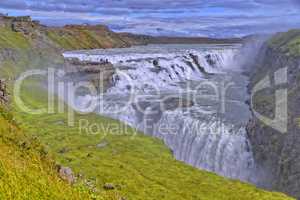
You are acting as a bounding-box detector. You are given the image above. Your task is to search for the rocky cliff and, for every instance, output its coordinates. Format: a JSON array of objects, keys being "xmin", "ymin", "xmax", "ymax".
[
  {"xmin": 0, "ymin": 14, "xmax": 244, "ymax": 51},
  {"xmin": 0, "ymin": 15, "xmax": 131, "ymax": 51},
  {"xmin": 247, "ymin": 29, "xmax": 300, "ymax": 198},
  {"xmin": 64, "ymin": 58, "xmax": 115, "ymax": 92},
  {"xmin": 118, "ymin": 32, "xmax": 243, "ymax": 45}
]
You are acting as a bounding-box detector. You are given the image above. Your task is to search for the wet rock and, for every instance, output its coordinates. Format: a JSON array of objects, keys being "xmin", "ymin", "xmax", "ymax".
[
  {"xmin": 153, "ymin": 59, "xmax": 159, "ymax": 67},
  {"xmin": 126, "ymin": 85, "xmax": 132, "ymax": 90},
  {"xmin": 189, "ymin": 53, "xmax": 213, "ymax": 75},
  {"xmin": 184, "ymin": 60, "xmax": 196, "ymax": 71},
  {"xmin": 150, "ymin": 67, "xmax": 161, "ymax": 73},
  {"xmin": 163, "ymin": 97, "xmax": 194, "ymax": 111},
  {"xmin": 205, "ymin": 54, "xmax": 216, "ymax": 66},
  {"xmin": 150, "ymin": 59, "xmax": 164, "ymax": 73}
]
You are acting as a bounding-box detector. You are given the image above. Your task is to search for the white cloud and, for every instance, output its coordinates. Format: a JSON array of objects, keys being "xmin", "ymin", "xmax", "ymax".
[{"xmin": 1, "ymin": 0, "xmax": 300, "ymax": 37}]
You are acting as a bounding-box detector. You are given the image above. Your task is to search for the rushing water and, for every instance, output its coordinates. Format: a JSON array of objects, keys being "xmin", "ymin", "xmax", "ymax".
[{"xmin": 63, "ymin": 44, "xmax": 259, "ymax": 184}]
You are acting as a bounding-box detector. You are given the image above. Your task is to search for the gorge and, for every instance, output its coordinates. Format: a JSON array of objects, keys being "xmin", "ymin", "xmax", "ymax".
[
  {"xmin": 62, "ymin": 36, "xmax": 300, "ymax": 199},
  {"xmin": 0, "ymin": 14, "xmax": 298, "ymax": 200},
  {"xmin": 62, "ymin": 44, "xmax": 260, "ymax": 185}
]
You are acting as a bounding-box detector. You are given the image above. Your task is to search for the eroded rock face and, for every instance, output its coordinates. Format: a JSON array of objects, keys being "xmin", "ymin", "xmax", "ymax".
[
  {"xmin": 0, "ymin": 15, "xmax": 18, "ymax": 28},
  {"xmin": 64, "ymin": 58, "xmax": 116, "ymax": 92},
  {"xmin": 248, "ymin": 44, "xmax": 300, "ymax": 198},
  {"xmin": 10, "ymin": 16, "xmax": 41, "ymax": 36}
]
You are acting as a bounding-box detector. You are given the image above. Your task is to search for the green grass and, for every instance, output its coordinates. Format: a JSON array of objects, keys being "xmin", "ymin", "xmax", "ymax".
[
  {"xmin": 286, "ymin": 36, "xmax": 300, "ymax": 56},
  {"xmin": 10, "ymin": 72, "xmax": 294, "ymax": 200},
  {"xmin": 0, "ymin": 27, "xmax": 100, "ymax": 200},
  {"xmin": 0, "ymin": 107, "xmax": 102, "ymax": 200},
  {"xmin": 0, "ymin": 27, "xmax": 30, "ymax": 49},
  {"xmin": 46, "ymin": 28, "xmax": 127, "ymax": 50},
  {"xmin": 268, "ymin": 29, "xmax": 300, "ymax": 57},
  {"xmin": 0, "ymin": 25, "xmax": 295, "ymax": 200}
]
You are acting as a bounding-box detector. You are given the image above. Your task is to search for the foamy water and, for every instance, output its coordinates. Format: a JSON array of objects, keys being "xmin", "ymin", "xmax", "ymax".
[{"xmin": 62, "ymin": 44, "xmax": 259, "ymax": 184}]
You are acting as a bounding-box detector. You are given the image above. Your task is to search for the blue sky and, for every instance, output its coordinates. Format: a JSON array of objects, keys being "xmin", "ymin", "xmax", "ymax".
[{"xmin": 0, "ymin": 0, "xmax": 300, "ymax": 37}]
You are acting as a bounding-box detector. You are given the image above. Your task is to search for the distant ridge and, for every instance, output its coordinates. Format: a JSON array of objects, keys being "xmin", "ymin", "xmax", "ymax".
[
  {"xmin": 119, "ymin": 32, "xmax": 243, "ymax": 46},
  {"xmin": 0, "ymin": 13, "xmax": 243, "ymax": 50}
]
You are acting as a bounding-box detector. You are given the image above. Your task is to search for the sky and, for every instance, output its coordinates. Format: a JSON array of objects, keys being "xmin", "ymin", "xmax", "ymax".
[{"xmin": 0, "ymin": 0, "xmax": 300, "ymax": 37}]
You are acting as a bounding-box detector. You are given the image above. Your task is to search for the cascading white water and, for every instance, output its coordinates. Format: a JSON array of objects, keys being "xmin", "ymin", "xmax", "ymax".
[
  {"xmin": 63, "ymin": 44, "xmax": 259, "ymax": 184},
  {"xmin": 64, "ymin": 44, "xmax": 239, "ymax": 93},
  {"xmin": 150, "ymin": 111, "xmax": 255, "ymax": 182}
]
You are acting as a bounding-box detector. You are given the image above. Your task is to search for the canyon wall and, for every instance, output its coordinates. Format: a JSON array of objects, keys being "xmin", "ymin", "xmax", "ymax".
[{"xmin": 247, "ymin": 30, "xmax": 300, "ymax": 198}]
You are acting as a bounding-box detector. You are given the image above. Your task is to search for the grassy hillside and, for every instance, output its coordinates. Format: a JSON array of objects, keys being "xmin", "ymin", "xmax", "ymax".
[
  {"xmin": 0, "ymin": 22, "xmax": 295, "ymax": 199},
  {"xmin": 0, "ymin": 15, "xmax": 130, "ymax": 51},
  {"xmin": 0, "ymin": 107, "xmax": 99, "ymax": 200},
  {"xmin": 13, "ymin": 79, "xmax": 293, "ymax": 200},
  {"xmin": 0, "ymin": 26, "xmax": 101, "ymax": 199},
  {"xmin": 268, "ymin": 29, "xmax": 300, "ymax": 57},
  {"xmin": 46, "ymin": 25, "xmax": 129, "ymax": 50}
]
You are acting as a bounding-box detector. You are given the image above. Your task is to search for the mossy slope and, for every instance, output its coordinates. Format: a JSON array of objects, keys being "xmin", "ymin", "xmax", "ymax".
[
  {"xmin": 0, "ymin": 107, "xmax": 101, "ymax": 199},
  {"xmin": 268, "ymin": 29, "xmax": 300, "ymax": 57},
  {"xmin": 46, "ymin": 25, "xmax": 129, "ymax": 50}
]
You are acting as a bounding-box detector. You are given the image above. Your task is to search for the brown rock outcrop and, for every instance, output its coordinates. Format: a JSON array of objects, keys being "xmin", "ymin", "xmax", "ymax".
[
  {"xmin": 0, "ymin": 79, "xmax": 9, "ymax": 105},
  {"xmin": 57, "ymin": 166, "xmax": 76, "ymax": 184}
]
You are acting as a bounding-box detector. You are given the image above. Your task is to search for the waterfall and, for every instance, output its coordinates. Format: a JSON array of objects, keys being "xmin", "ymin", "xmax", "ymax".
[
  {"xmin": 63, "ymin": 44, "xmax": 259, "ymax": 185},
  {"xmin": 138, "ymin": 110, "xmax": 256, "ymax": 183},
  {"xmin": 64, "ymin": 44, "xmax": 239, "ymax": 93}
]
